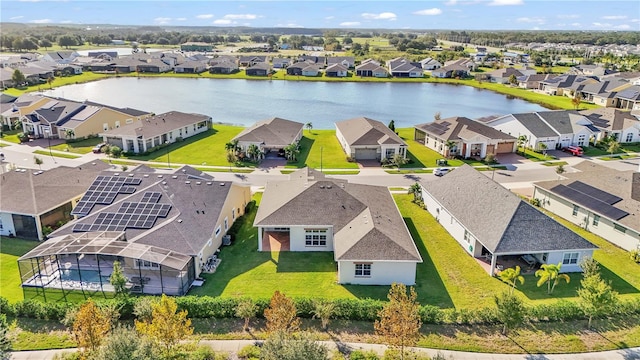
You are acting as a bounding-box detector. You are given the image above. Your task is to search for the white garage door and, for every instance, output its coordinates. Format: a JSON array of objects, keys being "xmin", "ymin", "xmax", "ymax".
[{"xmin": 355, "ymin": 148, "xmax": 378, "ymax": 160}]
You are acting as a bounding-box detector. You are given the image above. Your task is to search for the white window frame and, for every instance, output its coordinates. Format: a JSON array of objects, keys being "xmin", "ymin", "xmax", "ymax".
[
  {"xmin": 614, "ymin": 224, "xmax": 627, "ymax": 233},
  {"xmin": 625, "ymin": 132, "xmax": 633, "ymax": 143},
  {"xmin": 215, "ymin": 225, "xmax": 221, "ymax": 237},
  {"xmin": 305, "ymin": 229, "xmax": 327, "ymax": 246},
  {"xmin": 354, "ymin": 263, "xmax": 371, "ymax": 277},
  {"xmin": 224, "ymin": 217, "xmax": 228, "ymax": 231},
  {"xmin": 562, "ymin": 252, "xmax": 579, "ymax": 265},
  {"xmin": 572, "ymin": 205, "xmax": 579, "ymax": 216},
  {"xmin": 135, "ymin": 259, "xmax": 160, "ymax": 269},
  {"xmin": 592, "ymin": 215, "xmax": 600, "ymax": 226}
]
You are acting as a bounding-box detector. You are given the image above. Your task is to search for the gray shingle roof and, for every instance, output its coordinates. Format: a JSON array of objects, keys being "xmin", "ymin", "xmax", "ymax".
[
  {"xmin": 580, "ymin": 108, "xmax": 640, "ymax": 132},
  {"xmin": 336, "ymin": 117, "xmax": 407, "ymax": 147},
  {"xmin": 421, "ymin": 165, "xmax": 596, "ymax": 254},
  {"xmin": 232, "ymin": 117, "xmax": 303, "ymax": 147},
  {"xmin": 254, "ymin": 169, "xmax": 421, "ymax": 262},
  {"xmin": 510, "ymin": 112, "xmax": 559, "ymax": 137},
  {"xmin": 100, "ymin": 111, "xmax": 210, "ymax": 139},
  {"xmin": 415, "ymin": 117, "xmax": 516, "ymax": 141}
]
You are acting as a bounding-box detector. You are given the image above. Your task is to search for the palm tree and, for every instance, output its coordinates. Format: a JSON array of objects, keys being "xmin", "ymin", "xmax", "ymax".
[
  {"xmin": 517, "ymin": 135, "xmax": 528, "ymax": 155},
  {"xmin": 407, "ymin": 182, "xmax": 422, "ymax": 203},
  {"xmin": 571, "ymin": 93, "xmax": 582, "ymax": 110},
  {"xmin": 498, "ymin": 266, "xmax": 525, "ymax": 295},
  {"xmin": 283, "ymin": 143, "xmax": 299, "ymax": 161},
  {"xmin": 305, "ymin": 122, "xmax": 313, "ymax": 134},
  {"xmin": 434, "ymin": 112, "xmax": 441, "ymax": 121},
  {"xmin": 65, "ymin": 129, "xmax": 75, "ymax": 140},
  {"xmin": 555, "ymin": 164, "xmax": 566, "ymax": 179},
  {"xmin": 607, "ymin": 141, "xmax": 620, "ymax": 156},
  {"xmin": 535, "ymin": 263, "xmax": 570, "ymax": 295},
  {"xmin": 247, "ymin": 143, "xmax": 260, "ymax": 162},
  {"xmin": 46, "ymin": 76, "xmax": 55, "ymax": 89},
  {"xmin": 445, "ymin": 140, "xmax": 457, "ymax": 158},
  {"xmin": 538, "ymin": 142, "xmax": 548, "ymax": 157}
]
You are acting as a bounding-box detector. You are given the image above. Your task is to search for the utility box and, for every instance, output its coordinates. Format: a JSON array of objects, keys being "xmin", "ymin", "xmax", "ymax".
[{"xmin": 222, "ymin": 235, "xmax": 231, "ymax": 246}]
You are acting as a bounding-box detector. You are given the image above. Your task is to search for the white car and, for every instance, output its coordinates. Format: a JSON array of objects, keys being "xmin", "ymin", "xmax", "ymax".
[{"xmin": 434, "ymin": 168, "xmax": 450, "ymax": 177}]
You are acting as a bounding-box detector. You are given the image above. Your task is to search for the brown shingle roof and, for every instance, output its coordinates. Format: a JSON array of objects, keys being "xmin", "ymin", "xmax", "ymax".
[
  {"xmin": 232, "ymin": 117, "xmax": 303, "ymax": 147},
  {"xmin": 336, "ymin": 117, "xmax": 407, "ymax": 147}
]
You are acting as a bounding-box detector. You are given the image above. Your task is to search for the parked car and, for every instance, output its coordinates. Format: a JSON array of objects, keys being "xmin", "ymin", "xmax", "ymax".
[
  {"xmin": 92, "ymin": 143, "xmax": 107, "ymax": 154},
  {"xmin": 562, "ymin": 145, "xmax": 583, "ymax": 156},
  {"xmin": 434, "ymin": 168, "xmax": 450, "ymax": 177}
]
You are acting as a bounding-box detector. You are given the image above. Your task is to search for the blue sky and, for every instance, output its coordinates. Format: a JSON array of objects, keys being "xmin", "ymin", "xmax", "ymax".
[{"xmin": 2, "ymin": 0, "xmax": 639, "ymax": 31}]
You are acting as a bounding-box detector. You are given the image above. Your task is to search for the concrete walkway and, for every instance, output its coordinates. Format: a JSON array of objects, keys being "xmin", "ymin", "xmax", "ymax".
[{"xmin": 9, "ymin": 340, "xmax": 640, "ymax": 360}]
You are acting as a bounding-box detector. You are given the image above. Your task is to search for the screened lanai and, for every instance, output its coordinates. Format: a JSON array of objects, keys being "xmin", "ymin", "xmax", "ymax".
[{"xmin": 18, "ymin": 231, "xmax": 195, "ymax": 299}]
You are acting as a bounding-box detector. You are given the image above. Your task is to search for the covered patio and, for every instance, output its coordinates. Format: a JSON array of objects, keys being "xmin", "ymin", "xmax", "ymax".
[{"xmin": 261, "ymin": 230, "xmax": 290, "ymax": 252}]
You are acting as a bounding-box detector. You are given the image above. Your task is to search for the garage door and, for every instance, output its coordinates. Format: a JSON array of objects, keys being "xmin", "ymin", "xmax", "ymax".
[
  {"xmin": 355, "ymin": 148, "xmax": 378, "ymax": 160},
  {"xmin": 496, "ymin": 142, "xmax": 515, "ymax": 154}
]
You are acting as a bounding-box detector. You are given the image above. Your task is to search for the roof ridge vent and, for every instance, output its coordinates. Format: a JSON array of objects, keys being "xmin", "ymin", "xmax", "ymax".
[
  {"xmin": 185, "ymin": 180, "xmax": 191, "ymax": 184},
  {"xmin": 196, "ymin": 181, "xmax": 202, "ymax": 185}
]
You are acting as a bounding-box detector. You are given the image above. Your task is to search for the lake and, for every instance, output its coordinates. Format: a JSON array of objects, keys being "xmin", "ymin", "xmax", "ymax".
[{"xmin": 43, "ymin": 77, "xmax": 547, "ymax": 129}]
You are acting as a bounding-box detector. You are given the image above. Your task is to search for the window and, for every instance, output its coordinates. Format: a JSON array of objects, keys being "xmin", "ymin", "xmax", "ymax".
[
  {"xmin": 562, "ymin": 252, "xmax": 579, "ymax": 265},
  {"xmin": 385, "ymin": 148, "xmax": 395, "ymax": 158},
  {"xmin": 224, "ymin": 217, "xmax": 228, "ymax": 231},
  {"xmin": 207, "ymin": 239, "xmax": 212, "ymax": 247},
  {"xmin": 463, "ymin": 230, "xmax": 473, "ymax": 243},
  {"xmin": 126, "ymin": 118, "xmax": 133, "ymax": 124},
  {"xmin": 592, "ymin": 215, "xmax": 600, "ymax": 226},
  {"xmin": 215, "ymin": 225, "xmax": 221, "ymax": 237},
  {"xmin": 232, "ymin": 208, "xmax": 236, "ymax": 220},
  {"xmin": 0, "ymin": 218, "xmax": 3, "ymax": 230},
  {"xmin": 572, "ymin": 205, "xmax": 579, "ymax": 216},
  {"xmin": 135, "ymin": 259, "xmax": 160, "ymax": 269},
  {"xmin": 305, "ymin": 229, "xmax": 327, "ymax": 246},
  {"xmin": 576, "ymin": 135, "xmax": 586, "ymax": 146},
  {"xmin": 614, "ymin": 224, "xmax": 627, "ymax": 233},
  {"xmin": 354, "ymin": 263, "xmax": 371, "ymax": 277},
  {"xmin": 626, "ymin": 133, "xmax": 634, "ymax": 143}
]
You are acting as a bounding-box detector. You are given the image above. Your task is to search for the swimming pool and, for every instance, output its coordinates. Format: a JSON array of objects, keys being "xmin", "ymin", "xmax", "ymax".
[{"xmin": 60, "ymin": 269, "xmax": 110, "ymax": 283}]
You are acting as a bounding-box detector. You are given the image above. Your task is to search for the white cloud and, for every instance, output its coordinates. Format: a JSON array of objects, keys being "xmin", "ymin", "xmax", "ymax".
[
  {"xmin": 176, "ymin": 17, "xmax": 187, "ymax": 21},
  {"xmin": 517, "ymin": 16, "xmax": 544, "ymax": 24},
  {"xmin": 615, "ymin": 24, "xmax": 631, "ymax": 29},
  {"xmin": 361, "ymin": 12, "xmax": 397, "ymax": 21},
  {"xmin": 413, "ymin": 8, "xmax": 443, "ymax": 16},
  {"xmin": 488, "ymin": 0, "xmax": 524, "ymax": 6},
  {"xmin": 325, "ymin": 16, "xmax": 335, "ymax": 20},
  {"xmin": 571, "ymin": 22, "xmax": 581, "ymax": 27},
  {"xmin": 557, "ymin": 14, "xmax": 579, "ymax": 19},
  {"xmin": 602, "ymin": 15, "xmax": 627, "ymax": 20},
  {"xmin": 223, "ymin": 14, "xmax": 258, "ymax": 20},
  {"xmin": 9, "ymin": 16, "xmax": 24, "ymax": 20},
  {"xmin": 631, "ymin": 19, "xmax": 640, "ymax": 23},
  {"xmin": 592, "ymin": 22, "xmax": 611, "ymax": 27},
  {"xmin": 213, "ymin": 19, "xmax": 233, "ymax": 25},
  {"xmin": 153, "ymin": 17, "xmax": 171, "ymax": 24},
  {"xmin": 444, "ymin": 0, "xmax": 458, "ymax": 5},
  {"xmin": 60, "ymin": 20, "xmax": 74, "ymax": 24},
  {"xmin": 275, "ymin": 23, "xmax": 304, "ymax": 28},
  {"xmin": 340, "ymin": 21, "xmax": 361, "ymax": 26},
  {"xmin": 29, "ymin": 19, "xmax": 52, "ymax": 23},
  {"xmin": 196, "ymin": 14, "xmax": 214, "ymax": 19}
]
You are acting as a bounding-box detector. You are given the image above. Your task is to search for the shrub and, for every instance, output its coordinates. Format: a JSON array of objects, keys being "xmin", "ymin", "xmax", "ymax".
[
  {"xmin": 382, "ymin": 349, "xmax": 431, "ymax": 360},
  {"xmin": 238, "ymin": 344, "xmax": 261, "ymax": 359},
  {"xmin": 349, "ymin": 349, "xmax": 380, "ymax": 360},
  {"xmin": 630, "ymin": 249, "xmax": 640, "ymax": 264},
  {"xmin": 529, "ymin": 198, "xmax": 541, "ymax": 207},
  {"xmin": 0, "ymin": 298, "xmax": 14, "ymax": 317}
]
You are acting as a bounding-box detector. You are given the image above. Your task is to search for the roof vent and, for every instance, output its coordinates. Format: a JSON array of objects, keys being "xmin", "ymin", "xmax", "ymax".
[
  {"xmin": 157, "ymin": 175, "xmax": 163, "ymax": 178},
  {"xmin": 177, "ymin": 219, "xmax": 183, "ymax": 223},
  {"xmin": 172, "ymin": 175, "xmax": 178, "ymax": 179},
  {"xmin": 320, "ymin": 185, "xmax": 325, "ymax": 189},
  {"xmin": 114, "ymin": 173, "xmax": 120, "ymax": 176},
  {"xmin": 143, "ymin": 174, "xmax": 149, "ymax": 178},
  {"xmin": 196, "ymin": 181, "xmax": 202, "ymax": 185},
  {"xmin": 206, "ymin": 182, "xmax": 213, "ymax": 185},
  {"xmin": 162, "ymin": 181, "xmax": 167, "ymax": 185},
  {"xmin": 219, "ymin": 183, "xmax": 225, "ymax": 186},
  {"xmin": 128, "ymin": 173, "xmax": 134, "ymax": 177},
  {"xmin": 185, "ymin": 181, "xmax": 191, "ymax": 184},
  {"xmin": 326, "ymin": 185, "xmax": 332, "ymax": 189}
]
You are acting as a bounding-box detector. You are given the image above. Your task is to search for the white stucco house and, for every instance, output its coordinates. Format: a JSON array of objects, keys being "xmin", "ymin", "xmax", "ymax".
[
  {"xmin": 254, "ymin": 168, "xmax": 422, "ymax": 285},
  {"xmin": 231, "ymin": 117, "xmax": 304, "ymax": 155},
  {"xmin": 100, "ymin": 111, "xmax": 211, "ymax": 154},
  {"xmin": 580, "ymin": 108, "xmax": 640, "ymax": 144},
  {"xmin": 533, "ymin": 161, "xmax": 640, "ymax": 252},
  {"xmin": 414, "ymin": 116, "xmax": 516, "ymax": 159},
  {"xmin": 485, "ymin": 110, "xmax": 600, "ymax": 151},
  {"xmin": 335, "ymin": 117, "xmax": 407, "ymax": 162},
  {"xmin": 421, "ymin": 165, "xmax": 597, "ymax": 276}
]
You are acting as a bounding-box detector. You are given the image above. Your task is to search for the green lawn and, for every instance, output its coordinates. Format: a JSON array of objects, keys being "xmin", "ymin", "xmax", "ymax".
[
  {"xmin": 518, "ymin": 147, "xmax": 556, "ymax": 161},
  {"xmin": 50, "ymin": 137, "xmax": 103, "ymax": 154},
  {"xmin": 396, "ymin": 128, "xmax": 464, "ymax": 168},
  {"xmin": 33, "ymin": 150, "xmax": 81, "ymax": 159},
  {"xmin": 0, "ymin": 129, "xmax": 22, "ymax": 144},
  {"xmin": 0, "ymin": 238, "xmax": 40, "ymax": 303},
  {"xmin": 3, "ymin": 72, "xmax": 110, "ymax": 96},
  {"xmin": 285, "ymin": 130, "xmax": 358, "ymax": 169}
]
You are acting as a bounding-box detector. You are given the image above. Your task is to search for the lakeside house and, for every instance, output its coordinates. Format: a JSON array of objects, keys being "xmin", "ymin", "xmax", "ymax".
[
  {"xmin": 335, "ymin": 117, "xmax": 407, "ymax": 162},
  {"xmin": 231, "ymin": 117, "xmax": 304, "ymax": 156}
]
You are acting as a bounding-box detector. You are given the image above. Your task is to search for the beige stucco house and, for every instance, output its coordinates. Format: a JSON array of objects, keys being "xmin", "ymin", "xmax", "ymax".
[
  {"xmin": 335, "ymin": 117, "xmax": 407, "ymax": 161},
  {"xmin": 232, "ymin": 117, "xmax": 304, "ymax": 155},
  {"xmin": 254, "ymin": 168, "xmax": 422, "ymax": 285}
]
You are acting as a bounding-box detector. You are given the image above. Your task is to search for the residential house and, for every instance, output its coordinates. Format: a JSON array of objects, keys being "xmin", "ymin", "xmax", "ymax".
[
  {"xmin": 0, "ymin": 94, "xmax": 17, "ymax": 126},
  {"xmin": 21, "ymin": 98, "xmax": 86, "ymax": 139},
  {"xmin": 111, "ymin": 57, "xmax": 143, "ymax": 73},
  {"xmin": 419, "ymin": 57, "xmax": 442, "ymax": 71},
  {"xmin": 386, "ymin": 57, "xmax": 423, "ymax": 78},
  {"xmin": 209, "ymin": 55, "xmax": 237, "ymax": 66},
  {"xmin": 335, "ymin": 117, "xmax": 407, "ymax": 161},
  {"xmin": 301, "ymin": 64, "xmax": 321, "ymax": 77},
  {"xmin": 488, "ymin": 67, "xmax": 524, "ymax": 84},
  {"xmin": 539, "ymin": 75, "xmax": 594, "ymax": 96},
  {"xmin": 327, "ymin": 56, "xmax": 355, "ymax": 69},
  {"xmin": 254, "ymin": 168, "xmax": 422, "ymax": 285},
  {"xmin": 87, "ymin": 51, "xmax": 118, "ymax": 61},
  {"xmin": 576, "ymin": 79, "xmax": 631, "ymax": 107},
  {"xmin": 286, "ymin": 62, "xmax": 312, "ymax": 76},
  {"xmin": 485, "ymin": 110, "xmax": 600, "ymax": 151},
  {"xmin": 57, "ymin": 101, "xmax": 152, "ymax": 140},
  {"xmin": 180, "ymin": 42, "xmax": 213, "ymax": 52},
  {"xmin": 0, "ymin": 161, "xmax": 111, "ymax": 240},
  {"xmin": 298, "ymin": 55, "xmax": 326, "ymax": 67},
  {"xmin": 209, "ymin": 57, "xmax": 239, "ymax": 74},
  {"xmin": 444, "ymin": 58, "xmax": 477, "ymax": 71},
  {"xmin": 414, "ymin": 117, "xmax": 516, "ymax": 159},
  {"xmin": 614, "ymin": 85, "xmax": 640, "ymax": 111},
  {"xmin": 355, "ymin": 60, "xmax": 388, "ymax": 78},
  {"xmin": 232, "ymin": 117, "xmax": 304, "ymax": 155},
  {"xmin": 21, "ymin": 165, "xmax": 251, "ymax": 295},
  {"xmin": 568, "ymin": 64, "xmax": 608, "ymax": 78},
  {"xmin": 100, "ymin": 111, "xmax": 211, "ymax": 154},
  {"xmin": 239, "ymin": 56, "xmax": 267, "ymax": 67},
  {"xmin": 325, "ymin": 63, "xmax": 348, "ymax": 77},
  {"xmin": 0, "ymin": 94, "xmax": 52, "ymax": 127},
  {"xmin": 421, "ymin": 164, "xmax": 596, "ymax": 275},
  {"xmin": 272, "ymin": 58, "xmax": 292, "ymax": 69},
  {"xmin": 43, "ymin": 51, "xmax": 80, "ymax": 64},
  {"xmin": 136, "ymin": 59, "xmax": 172, "ymax": 73},
  {"xmin": 174, "ymin": 60, "xmax": 207, "ymax": 74},
  {"xmin": 533, "ymin": 161, "xmax": 640, "ymax": 251},
  {"xmin": 580, "ymin": 108, "xmax": 640, "ymax": 143},
  {"xmin": 245, "ymin": 62, "xmax": 271, "ymax": 76},
  {"xmin": 518, "ymin": 74, "xmax": 557, "ymax": 89}
]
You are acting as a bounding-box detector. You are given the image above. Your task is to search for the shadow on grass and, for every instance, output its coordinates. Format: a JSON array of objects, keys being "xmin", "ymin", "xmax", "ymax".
[
  {"xmin": 402, "ymin": 150, "xmax": 426, "ymax": 168},
  {"xmin": 127, "ymin": 128, "xmax": 219, "ymax": 161},
  {"xmin": 404, "ymin": 218, "xmax": 454, "ymax": 308},
  {"xmin": 285, "ymin": 136, "xmax": 315, "ymax": 168},
  {"xmin": 519, "ymin": 263, "xmax": 639, "ymax": 301},
  {"xmin": 22, "ymin": 286, "xmax": 115, "ymax": 303},
  {"xmin": 276, "ymin": 252, "xmax": 336, "ymax": 273}
]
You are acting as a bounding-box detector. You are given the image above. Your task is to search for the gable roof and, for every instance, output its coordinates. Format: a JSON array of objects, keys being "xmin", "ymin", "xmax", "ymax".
[
  {"xmin": 232, "ymin": 117, "xmax": 303, "ymax": 147},
  {"xmin": 0, "ymin": 161, "xmax": 111, "ymax": 215},
  {"xmin": 580, "ymin": 108, "xmax": 640, "ymax": 132},
  {"xmin": 336, "ymin": 117, "xmax": 407, "ymax": 147},
  {"xmin": 415, "ymin": 116, "xmax": 516, "ymax": 141},
  {"xmin": 421, "ymin": 165, "xmax": 596, "ymax": 254},
  {"xmin": 510, "ymin": 112, "xmax": 559, "ymax": 137},
  {"xmin": 326, "ymin": 63, "xmax": 348, "ymax": 72},
  {"xmin": 254, "ymin": 168, "xmax": 421, "ymax": 262}
]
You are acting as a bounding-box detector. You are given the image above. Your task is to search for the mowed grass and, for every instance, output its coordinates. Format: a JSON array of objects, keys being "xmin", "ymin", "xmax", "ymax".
[
  {"xmin": 285, "ymin": 130, "xmax": 358, "ymax": 169},
  {"xmin": 50, "ymin": 137, "xmax": 103, "ymax": 154},
  {"xmin": 3, "ymin": 72, "xmax": 110, "ymax": 97},
  {"xmin": 33, "ymin": 150, "xmax": 81, "ymax": 159},
  {"xmin": 0, "ymin": 238, "xmax": 40, "ymax": 303},
  {"xmin": 396, "ymin": 128, "xmax": 464, "ymax": 168}
]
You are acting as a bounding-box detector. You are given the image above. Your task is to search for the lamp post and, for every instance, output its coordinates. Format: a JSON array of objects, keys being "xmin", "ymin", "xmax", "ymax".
[
  {"xmin": 44, "ymin": 129, "xmax": 56, "ymax": 163},
  {"xmin": 165, "ymin": 141, "xmax": 171, "ymax": 168},
  {"xmin": 320, "ymin": 146, "xmax": 323, "ymax": 173}
]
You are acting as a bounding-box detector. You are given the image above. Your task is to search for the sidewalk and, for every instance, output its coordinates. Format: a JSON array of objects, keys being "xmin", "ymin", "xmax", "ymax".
[{"xmin": 9, "ymin": 340, "xmax": 640, "ymax": 360}]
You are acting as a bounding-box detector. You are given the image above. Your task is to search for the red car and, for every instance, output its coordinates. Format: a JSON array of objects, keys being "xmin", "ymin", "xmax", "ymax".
[{"xmin": 563, "ymin": 146, "xmax": 583, "ymax": 156}]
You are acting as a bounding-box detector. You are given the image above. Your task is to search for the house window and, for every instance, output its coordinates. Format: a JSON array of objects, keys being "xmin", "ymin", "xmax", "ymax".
[
  {"xmin": 385, "ymin": 148, "xmax": 395, "ymax": 158},
  {"xmin": 592, "ymin": 215, "xmax": 600, "ymax": 226},
  {"xmin": 207, "ymin": 239, "xmax": 212, "ymax": 247},
  {"xmin": 0, "ymin": 218, "xmax": 3, "ymax": 229},
  {"xmin": 224, "ymin": 217, "xmax": 228, "ymax": 231},
  {"xmin": 215, "ymin": 225, "xmax": 221, "ymax": 237},
  {"xmin": 626, "ymin": 133, "xmax": 633, "ymax": 142},
  {"xmin": 614, "ymin": 224, "xmax": 627, "ymax": 233},
  {"xmin": 576, "ymin": 135, "xmax": 586, "ymax": 146},
  {"xmin": 562, "ymin": 252, "xmax": 579, "ymax": 265},
  {"xmin": 354, "ymin": 263, "xmax": 371, "ymax": 277},
  {"xmin": 463, "ymin": 230, "xmax": 473, "ymax": 243},
  {"xmin": 232, "ymin": 208, "xmax": 236, "ymax": 220},
  {"xmin": 305, "ymin": 229, "xmax": 327, "ymax": 246},
  {"xmin": 135, "ymin": 259, "xmax": 159, "ymax": 269},
  {"xmin": 126, "ymin": 118, "xmax": 133, "ymax": 124},
  {"xmin": 572, "ymin": 205, "xmax": 579, "ymax": 216}
]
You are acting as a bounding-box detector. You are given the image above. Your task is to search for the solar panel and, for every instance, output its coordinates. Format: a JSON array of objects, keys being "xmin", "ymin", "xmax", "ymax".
[
  {"xmin": 550, "ymin": 184, "xmax": 629, "ymax": 220},
  {"xmin": 70, "ymin": 175, "xmax": 144, "ymax": 216},
  {"xmin": 567, "ymin": 181, "xmax": 622, "ymax": 205}
]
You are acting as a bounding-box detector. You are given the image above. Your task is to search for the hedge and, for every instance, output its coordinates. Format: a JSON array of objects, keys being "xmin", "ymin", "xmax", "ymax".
[{"xmin": 2, "ymin": 295, "xmax": 640, "ymax": 326}]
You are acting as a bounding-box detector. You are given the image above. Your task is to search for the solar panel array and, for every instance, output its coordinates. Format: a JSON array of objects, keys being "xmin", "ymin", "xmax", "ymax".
[
  {"xmin": 72, "ymin": 191, "xmax": 171, "ymax": 232},
  {"xmin": 420, "ymin": 121, "xmax": 451, "ymax": 136},
  {"xmin": 550, "ymin": 184, "xmax": 629, "ymax": 220},
  {"xmin": 71, "ymin": 175, "xmax": 143, "ymax": 216},
  {"xmin": 568, "ymin": 181, "xmax": 622, "ymax": 205}
]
